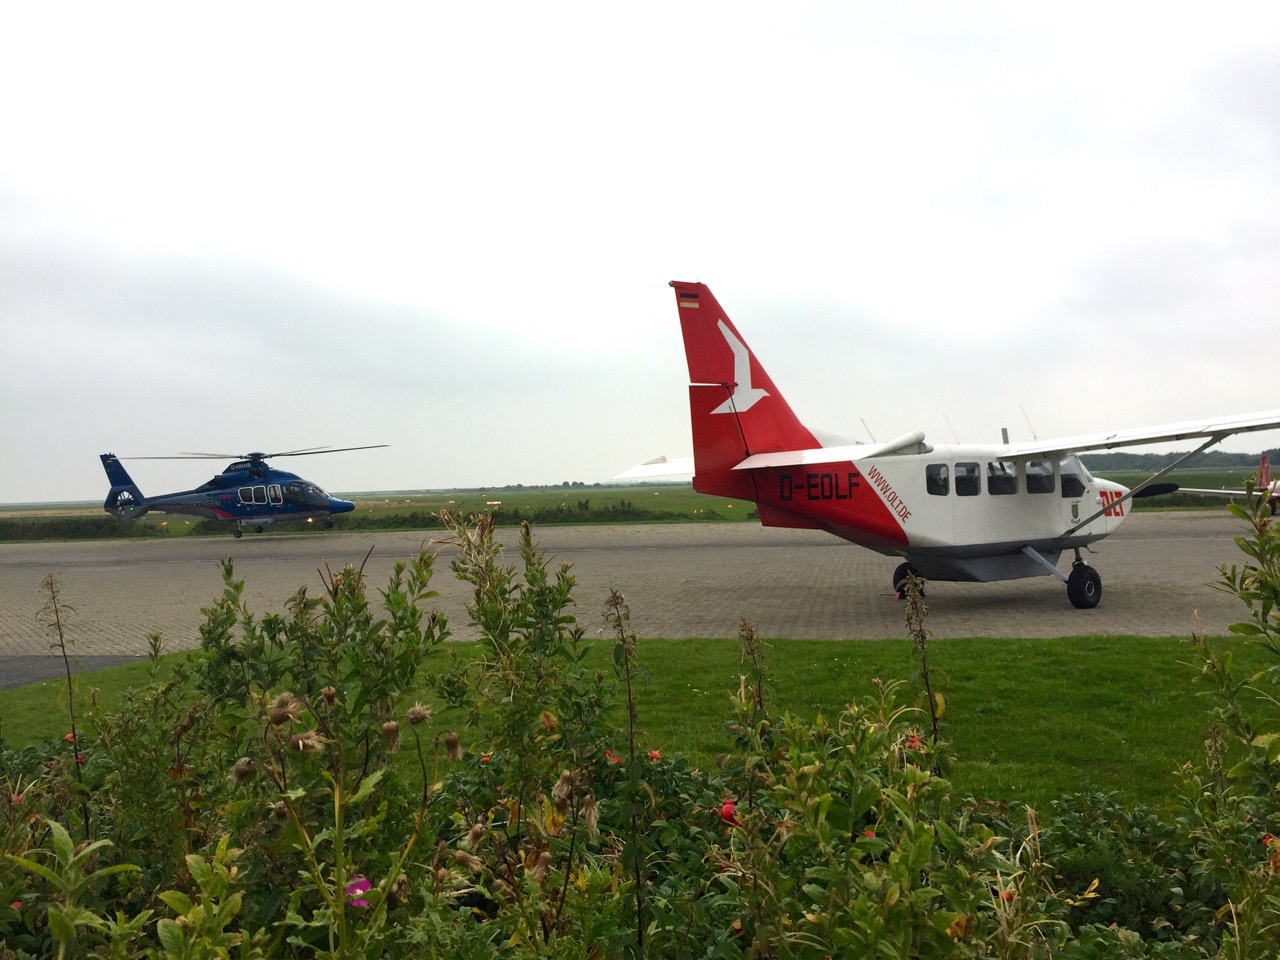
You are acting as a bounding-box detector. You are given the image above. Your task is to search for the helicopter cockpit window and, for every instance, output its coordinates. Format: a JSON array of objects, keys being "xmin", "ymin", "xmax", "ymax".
[
  {"xmin": 1025, "ymin": 460, "xmax": 1055, "ymax": 494},
  {"xmin": 987, "ymin": 460, "xmax": 1018, "ymax": 496}
]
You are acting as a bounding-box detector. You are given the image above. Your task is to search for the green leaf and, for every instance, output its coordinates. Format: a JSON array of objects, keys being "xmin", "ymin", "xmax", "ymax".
[
  {"xmin": 350, "ymin": 768, "xmax": 385, "ymax": 805},
  {"xmin": 158, "ymin": 890, "xmax": 194, "ymax": 915},
  {"xmin": 157, "ymin": 917, "xmax": 186, "ymax": 955}
]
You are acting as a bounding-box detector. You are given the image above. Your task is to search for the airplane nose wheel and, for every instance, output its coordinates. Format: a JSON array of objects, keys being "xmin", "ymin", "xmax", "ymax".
[
  {"xmin": 1067, "ymin": 561, "xmax": 1102, "ymax": 609},
  {"xmin": 893, "ymin": 562, "xmax": 923, "ymax": 600}
]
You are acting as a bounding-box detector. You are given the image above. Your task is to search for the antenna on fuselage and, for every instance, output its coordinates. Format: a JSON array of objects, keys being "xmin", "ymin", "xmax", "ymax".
[
  {"xmin": 1021, "ymin": 404, "xmax": 1039, "ymax": 441},
  {"xmin": 942, "ymin": 415, "xmax": 959, "ymax": 444},
  {"xmin": 861, "ymin": 418, "xmax": 876, "ymax": 442}
]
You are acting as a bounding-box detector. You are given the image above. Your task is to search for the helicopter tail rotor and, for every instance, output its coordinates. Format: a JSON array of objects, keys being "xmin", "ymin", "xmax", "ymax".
[{"xmin": 100, "ymin": 454, "xmax": 149, "ymax": 520}]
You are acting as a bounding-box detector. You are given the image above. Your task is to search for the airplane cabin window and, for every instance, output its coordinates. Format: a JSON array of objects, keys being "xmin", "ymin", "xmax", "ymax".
[
  {"xmin": 987, "ymin": 460, "xmax": 1018, "ymax": 495},
  {"xmin": 1026, "ymin": 459, "xmax": 1055, "ymax": 494},
  {"xmin": 926, "ymin": 463, "xmax": 950, "ymax": 496},
  {"xmin": 955, "ymin": 462, "xmax": 980, "ymax": 496},
  {"xmin": 1060, "ymin": 458, "xmax": 1087, "ymax": 498}
]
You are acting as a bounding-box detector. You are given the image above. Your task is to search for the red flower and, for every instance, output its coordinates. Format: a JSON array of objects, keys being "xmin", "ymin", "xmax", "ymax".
[
  {"xmin": 75, "ymin": 754, "xmax": 85, "ymax": 765},
  {"xmin": 720, "ymin": 801, "xmax": 737, "ymax": 824},
  {"xmin": 64, "ymin": 733, "xmax": 75, "ymax": 742},
  {"xmin": 1265, "ymin": 833, "xmax": 1277, "ymax": 846},
  {"xmin": 11, "ymin": 795, "xmax": 21, "ymax": 805},
  {"xmin": 906, "ymin": 734, "xmax": 922, "ymax": 750},
  {"xmin": 480, "ymin": 755, "xmax": 490, "ymax": 764},
  {"xmin": 863, "ymin": 829, "xmax": 876, "ymax": 837},
  {"xmin": 649, "ymin": 750, "xmax": 661, "ymax": 761}
]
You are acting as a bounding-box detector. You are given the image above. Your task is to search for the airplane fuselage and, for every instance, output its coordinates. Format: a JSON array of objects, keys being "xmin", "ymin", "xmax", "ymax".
[{"xmin": 713, "ymin": 447, "xmax": 1127, "ymax": 582}]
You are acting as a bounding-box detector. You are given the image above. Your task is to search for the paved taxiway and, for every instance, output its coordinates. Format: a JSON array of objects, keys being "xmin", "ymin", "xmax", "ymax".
[{"xmin": 0, "ymin": 512, "xmax": 1255, "ymax": 689}]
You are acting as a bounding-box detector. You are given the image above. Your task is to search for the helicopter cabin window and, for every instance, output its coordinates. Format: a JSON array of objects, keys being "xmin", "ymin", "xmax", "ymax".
[
  {"xmin": 926, "ymin": 463, "xmax": 950, "ymax": 496},
  {"xmin": 238, "ymin": 485, "xmax": 269, "ymax": 505},
  {"xmin": 987, "ymin": 460, "xmax": 1018, "ymax": 495},
  {"xmin": 268, "ymin": 484, "xmax": 283, "ymax": 505},
  {"xmin": 1025, "ymin": 459, "xmax": 1055, "ymax": 494},
  {"xmin": 954, "ymin": 462, "xmax": 981, "ymax": 496},
  {"xmin": 1060, "ymin": 458, "xmax": 1087, "ymax": 498}
]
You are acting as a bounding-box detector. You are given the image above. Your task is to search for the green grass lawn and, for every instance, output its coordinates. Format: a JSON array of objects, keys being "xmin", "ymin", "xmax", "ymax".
[{"xmin": 2, "ymin": 633, "xmax": 1264, "ymax": 813}]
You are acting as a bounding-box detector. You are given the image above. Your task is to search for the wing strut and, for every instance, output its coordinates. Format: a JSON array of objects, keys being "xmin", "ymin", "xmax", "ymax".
[{"xmin": 1058, "ymin": 435, "xmax": 1224, "ymax": 539}]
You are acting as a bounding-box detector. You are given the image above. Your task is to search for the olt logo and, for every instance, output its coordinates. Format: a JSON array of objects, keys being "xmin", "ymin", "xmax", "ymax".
[{"xmin": 1100, "ymin": 490, "xmax": 1125, "ymax": 517}]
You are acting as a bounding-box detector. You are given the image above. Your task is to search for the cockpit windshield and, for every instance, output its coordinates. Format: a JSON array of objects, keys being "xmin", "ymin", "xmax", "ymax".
[{"xmin": 284, "ymin": 481, "xmax": 329, "ymax": 507}]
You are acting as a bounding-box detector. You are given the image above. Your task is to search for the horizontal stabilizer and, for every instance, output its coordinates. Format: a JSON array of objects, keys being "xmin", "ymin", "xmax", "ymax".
[{"xmin": 732, "ymin": 431, "xmax": 932, "ymax": 471}]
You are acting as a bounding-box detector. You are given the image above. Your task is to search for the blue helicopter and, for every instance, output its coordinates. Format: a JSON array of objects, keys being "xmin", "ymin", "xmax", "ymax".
[{"xmin": 100, "ymin": 445, "xmax": 387, "ymax": 537}]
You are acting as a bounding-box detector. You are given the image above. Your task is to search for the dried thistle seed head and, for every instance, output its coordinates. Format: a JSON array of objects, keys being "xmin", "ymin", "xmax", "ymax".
[
  {"xmin": 382, "ymin": 721, "xmax": 401, "ymax": 753},
  {"xmin": 466, "ymin": 822, "xmax": 485, "ymax": 846},
  {"xmin": 581, "ymin": 794, "xmax": 599, "ymax": 836},
  {"xmin": 388, "ymin": 873, "xmax": 410, "ymax": 908},
  {"xmin": 407, "ymin": 702, "xmax": 432, "ymax": 725},
  {"xmin": 289, "ymin": 730, "xmax": 323, "ymax": 752},
  {"xmin": 269, "ymin": 692, "xmax": 302, "ymax": 726},
  {"xmin": 321, "ymin": 686, "xmax": 339, "ymax": 707},
  {"xmin": 230, "ymin": 757, "xmax": 255, "ymax": 784},
  {"xmin": 269, "ymin": 800, "xmax": 289, "ymax": 820},
  {"xmin": 552, "ymin": 770, "xmax": 574, "ymax": 810},
  {"xmin": 444, "ymin": 731, "xmax": 461, "ymax": 761},
  {"xmin": 539, "ymin": 710, "xmax": 558, "ymax": 731},
  {"xmin": 530, "ymin": 848, "xmax": 553, "ymax": 883},
  {"xmin": 453, "ymin": 850, "xmax": 484, "ymax": 873}
]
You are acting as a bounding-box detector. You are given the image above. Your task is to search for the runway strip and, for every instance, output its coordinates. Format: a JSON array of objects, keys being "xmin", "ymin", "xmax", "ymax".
[{"xmin": 0, "ymin": 513, "xmax": 1254, "ymax": 690}]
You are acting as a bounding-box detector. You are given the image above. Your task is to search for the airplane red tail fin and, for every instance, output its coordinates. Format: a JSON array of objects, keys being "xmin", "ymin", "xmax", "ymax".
[{"xmin": 670, "ymin": 281, "xmax": 820, "ymax": 499}]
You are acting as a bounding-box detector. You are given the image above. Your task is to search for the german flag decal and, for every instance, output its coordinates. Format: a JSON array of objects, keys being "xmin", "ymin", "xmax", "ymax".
[{"xmin": 677, "ymin": 291, "xmax": 700, "ymax": 308}]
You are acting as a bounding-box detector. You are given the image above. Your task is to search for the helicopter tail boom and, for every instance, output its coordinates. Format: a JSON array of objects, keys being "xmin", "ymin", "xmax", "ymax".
[{"xmin": 100, "ymin": 453, "xmax": 149, "ymax": 520}]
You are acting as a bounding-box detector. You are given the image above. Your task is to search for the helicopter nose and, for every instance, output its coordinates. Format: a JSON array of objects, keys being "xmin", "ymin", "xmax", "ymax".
[{"xmin": 330, "ymin": 498, "xmax": 356, "ymax": 514}]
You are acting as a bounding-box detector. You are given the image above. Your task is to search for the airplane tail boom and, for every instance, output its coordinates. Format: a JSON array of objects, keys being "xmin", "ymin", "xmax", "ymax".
[
  {"xmin": 671, "ymin": 281, "xmax": 820, "ymax": 498},
  {"xmin": 100, "ymin": 453, "xmax": 148, "ymax": 519}
]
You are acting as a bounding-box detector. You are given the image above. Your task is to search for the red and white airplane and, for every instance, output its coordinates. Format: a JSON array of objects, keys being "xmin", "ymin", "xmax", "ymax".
[
  {"xmin": 1180, "ymin": 455, "xmax": 1278, "ymax": 516},
  {"xmin": 656, "ymin": 281, "xmax": 1280, "ymax": 608}
]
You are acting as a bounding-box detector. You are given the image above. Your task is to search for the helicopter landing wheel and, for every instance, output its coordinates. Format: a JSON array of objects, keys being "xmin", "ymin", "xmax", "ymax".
[
  {"xmin": 254, "ymin": 525, "xmax": 265, "ymax": 534},
  {"xmin": 234, "ymin": 529, "xmax": 243, "ymax": 539},
  {"xmin": 324, "ymin": 520, "xmax": 334, "ymax": 529},
  {"xmin": 892, "ymin": 562, "xmax": 922, "ymax": 599},
  {"xmin": 1066, "ymin": 563, "xmax": 1102, "ymax": 609}
]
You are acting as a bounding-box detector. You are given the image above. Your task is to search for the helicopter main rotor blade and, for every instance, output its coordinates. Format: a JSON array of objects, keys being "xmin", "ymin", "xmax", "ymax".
[
  {"xmin": 122, "ymin": 445, "xmax": 388, "ymax": 461},
  {"xmin": 268, "ymin": 444, "xmax": 390, "ymax": 458}
]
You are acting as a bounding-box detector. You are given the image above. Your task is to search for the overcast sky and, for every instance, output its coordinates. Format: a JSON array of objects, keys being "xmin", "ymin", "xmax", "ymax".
[{"xmin": 3, "ymin": 4, "xmax": 1279, "ymax": 504}]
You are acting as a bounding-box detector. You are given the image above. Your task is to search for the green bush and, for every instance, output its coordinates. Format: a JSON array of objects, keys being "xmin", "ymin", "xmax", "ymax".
[{"xmin": 3, "ymin": 494, "xmax": 1280, "ymax": 957}]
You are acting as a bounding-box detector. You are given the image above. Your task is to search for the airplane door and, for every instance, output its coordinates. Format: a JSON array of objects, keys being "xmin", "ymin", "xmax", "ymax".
[{"xmin": 1059, "ymin": 456, "xmax": 1108, "ymax": 534}]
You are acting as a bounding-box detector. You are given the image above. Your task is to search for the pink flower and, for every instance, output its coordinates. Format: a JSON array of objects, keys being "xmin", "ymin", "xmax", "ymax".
[
  {"xmin": 11, "ymin": 795, "xmax": 21, "ymax": 805},
  {"xmin": 76, "ymin": 754, "xmax": 85, "ymax": 765},
  {"xmin": 10, "ymin": 901, "xmax": 20, "ymax": 909},
  {"xmin": 344, "ymin": 875, "xmax": 372, "ymax": 908}
]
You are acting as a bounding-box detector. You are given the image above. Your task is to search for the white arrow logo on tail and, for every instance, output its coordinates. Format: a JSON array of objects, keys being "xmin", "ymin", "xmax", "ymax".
[{"xmin": 712, "ymin": 320, "xmax": 769, "ymax": 414}]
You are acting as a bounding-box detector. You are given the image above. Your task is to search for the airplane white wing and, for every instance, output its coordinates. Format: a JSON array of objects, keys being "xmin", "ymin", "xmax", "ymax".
[
  {"xmin": 612, "ymin": 456, "xmax": 695, "ymax": 481},
  {"xmin": 1005, "ymin": 410, "xmax": 1280, "ymax": 459}
]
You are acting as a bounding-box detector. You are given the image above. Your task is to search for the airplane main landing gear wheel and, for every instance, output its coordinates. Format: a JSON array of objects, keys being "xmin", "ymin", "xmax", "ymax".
[
  {"xmin": 892, "ymin": 562, "xmax": 922, "ymax": 599},
  {"xmin": 1067, "ymin": 563, "xmax": 1102, "ymax": 609}
]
